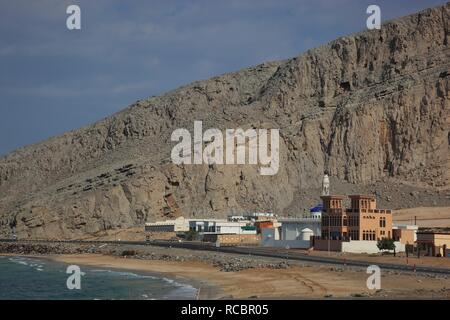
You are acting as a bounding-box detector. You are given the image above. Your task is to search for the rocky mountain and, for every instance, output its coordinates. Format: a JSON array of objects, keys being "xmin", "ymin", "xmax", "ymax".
[{"xmin": 0, "ymin": 3, "xmax": 449, "ymax": 239}]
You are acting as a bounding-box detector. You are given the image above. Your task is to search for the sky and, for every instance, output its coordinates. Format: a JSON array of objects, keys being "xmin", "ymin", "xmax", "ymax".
[{"xmin": 0, "ymin": 0, "xmax": 447, "ymax": 156}]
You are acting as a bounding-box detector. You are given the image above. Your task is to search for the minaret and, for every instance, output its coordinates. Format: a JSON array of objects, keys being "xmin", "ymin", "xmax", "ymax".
[{"xmin": 322, "ymin": 172, "xmax": 330, "ymax": 196}]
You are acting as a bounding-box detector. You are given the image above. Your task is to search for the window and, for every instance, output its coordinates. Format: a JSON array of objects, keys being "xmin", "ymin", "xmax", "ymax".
[
  {"xmin": 349, "ymin": 230, "xmax": 359, "ymax": 240},
  {"xmin": 380, "ymin": 217, "xmax": 386, "ymax": 228}
]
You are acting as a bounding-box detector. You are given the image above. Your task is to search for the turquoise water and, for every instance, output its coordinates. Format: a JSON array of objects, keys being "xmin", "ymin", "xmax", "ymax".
[{"xmin": 0, "ymin": 256, "xmax": 198, "ymax": 300}]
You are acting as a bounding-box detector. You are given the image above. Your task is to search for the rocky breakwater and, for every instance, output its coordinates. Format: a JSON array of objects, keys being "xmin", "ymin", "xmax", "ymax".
[{"xmin": 0, "ymin": 241, "xmax": 291, "ymax": 272}]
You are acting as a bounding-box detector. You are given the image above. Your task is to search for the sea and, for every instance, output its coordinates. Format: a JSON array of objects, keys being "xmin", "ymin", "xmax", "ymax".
[{"xmin": 0, "ymin": 255, "xmax": 198, "ymax": 300}]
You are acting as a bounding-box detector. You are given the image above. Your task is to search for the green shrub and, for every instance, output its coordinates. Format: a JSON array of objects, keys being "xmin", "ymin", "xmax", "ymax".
[{"xmin": 377, "ymin": 238, "xmax": 395, "ymax": 252}]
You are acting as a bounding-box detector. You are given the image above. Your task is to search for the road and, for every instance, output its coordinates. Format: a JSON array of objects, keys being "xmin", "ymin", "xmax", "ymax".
[{"xmin": 2, "ymin": 238, "xmax": 450, "ymax": 275}]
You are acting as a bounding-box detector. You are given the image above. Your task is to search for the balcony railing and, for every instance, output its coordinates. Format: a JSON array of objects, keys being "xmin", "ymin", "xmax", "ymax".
[{"xmin": 345, "ymin": 209, "xmax": 391, "ymax": 214}]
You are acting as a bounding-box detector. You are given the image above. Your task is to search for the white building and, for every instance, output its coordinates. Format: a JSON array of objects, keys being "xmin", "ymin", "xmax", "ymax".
[
  {"xmin": 189, "ymin": 219, "xmax": 256, "ymax": 235},
  {"xmin": 189, "ymin": 219, "xmax": 227, "ymax": 233},
  {"xmin": 227, "ymin": 212, "xmax": 276, "ymax": 222},
  {"xmin": 393, "ymin": 224, "xmax": 419, "ymax": 242},
  {"xmin": 145, "ymin": 217, "xmax": 189, "ymax": 232},
  {"xmin": 309, "ymin": 205, "xmax": 322, "ymax": 219},
  {"xmin": 260, "ymin": 217, "xmax": 321, "ymax": 249},
  {"xmin": 278, "ymin": 217, "xmax": 321, "ymax": 240}
]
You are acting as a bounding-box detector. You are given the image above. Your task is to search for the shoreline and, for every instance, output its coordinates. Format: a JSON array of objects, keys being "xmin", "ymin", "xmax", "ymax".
[
  {"xmin": 50, "ymin": 254, "xmax": 223, "ymax": 299},
  {"xmin": 1, "ymin": 253, "xmax": 222, "ymax": 300},
  {"xmin": 3, "ymin": 252, "xmax": 450, "ymax": 299}
]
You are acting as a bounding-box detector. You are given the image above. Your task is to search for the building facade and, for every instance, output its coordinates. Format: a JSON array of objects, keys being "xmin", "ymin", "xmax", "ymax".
[
  {"xmin": 278, "ymin": 217, "xmax": 321, "ymax": 240},
  {"xmin": 417, "ymin": 229, "xmax": 450, "ymax": 257},
  {"xmin": 393, "ymin": 224, "xmax": 418, "ymax": 245},
  {"xmin": 321, "ymin": 195, "xmax": 393, "ymax": 241},
  {"xmin": 145, "ymin": 217, "xmax": 190, "ymax": 232},
  {"xmin": 189, "ymin": 219, "xmax": 255, "ymax": 235}
]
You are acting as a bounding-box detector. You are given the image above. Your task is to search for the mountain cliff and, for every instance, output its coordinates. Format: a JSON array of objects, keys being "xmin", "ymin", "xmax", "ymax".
[{"xmin": 0, "ymin": 3, "xmax": 449, "ymax": 239}]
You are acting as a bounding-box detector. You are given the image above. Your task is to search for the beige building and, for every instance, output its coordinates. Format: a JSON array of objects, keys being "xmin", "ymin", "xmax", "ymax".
[
  {"xmin": 145, "ymin": 217, "xmax": 190, "ymax": 232},
  {"xmin": 321, "ymin": 194, "xmax": 393, "ymax": 241},
  {"xmin": 417, "ymin": 229, "xmax": 450, "ymax": 257},
  {"xmin": 393, "ymin": 224, "xmax": 418, "ymax": 245}
]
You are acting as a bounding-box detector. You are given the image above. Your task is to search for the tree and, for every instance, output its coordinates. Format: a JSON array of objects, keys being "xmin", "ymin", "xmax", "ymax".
[
  {"xmin": 377, "ymin": 238, "xmax": 396, "ymax": 252},
  {"xmin": 185, "ymin": 230, "xmax": 199, "ymax": 241}
]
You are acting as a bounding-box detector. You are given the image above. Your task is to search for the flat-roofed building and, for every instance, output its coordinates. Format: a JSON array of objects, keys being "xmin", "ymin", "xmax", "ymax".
[
  {"xmin": 417, "ymin": 228, "xmax": 450, "ymax": 257},
  {"xmin": 393, "ymin": 224, "xmax": 418, "ymax": 245},
  {"xmin": 189, "ymin": 219, "xmax": 227, "ymax": 233},
  {"xmin": 189, "ymin": 219, "xmax": 255, "ymax": 235},
  {"xmin": 321, "ymin": 194, "xmax": 393, "ymax": 241},
  {"xmin": 145, "ymin": 216, "xmax": 189, "ymax": 232},
  {"xmin": 254, "ymin": 220, "xmax": 274, "ymax": 233},
  {"xmin": 260, "ymin": 217, "xmax": 319, "ymax": 249},
  {"xmin": 278, "ymin": 217, "xmax": 321, "ymax": 240}
]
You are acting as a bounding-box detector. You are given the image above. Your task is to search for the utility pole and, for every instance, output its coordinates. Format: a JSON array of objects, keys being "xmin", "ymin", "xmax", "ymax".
[{"xmin": 328, "ymin": 215, "xmax": 330, "ymax": 256}]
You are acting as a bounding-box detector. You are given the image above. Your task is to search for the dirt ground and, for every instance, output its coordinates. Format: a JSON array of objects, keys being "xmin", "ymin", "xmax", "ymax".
[
  {"xmin": 303, "ymin": 249, "xmax": 450, "ymax": 268},
  {"xmin": 392, "ymin": 207, "xmax": 450, "ymax": 227}
]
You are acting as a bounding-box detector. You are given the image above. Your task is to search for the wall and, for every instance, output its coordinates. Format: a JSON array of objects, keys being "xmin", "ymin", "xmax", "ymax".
[
  {"xmin": 312, "ymin": 238, "xmax": 342, "ymax": 251},
  {"xmin": 261, "ymin": 227, "xmax": 311, "ymax": 248},
  {"xmin": 203, "ymin": 233, "xmax": 260, "ymax": 245},
  {"xmin": 341, "ymin": 240, "xmax": 405, "ymax": 254},
  {"xmin": 393, "ymin": 229, "xmax": 415, "ymax": 245},
  {"xmin": 433, "ymin": 234, "xmax": 450, "ymax": 248},
  {"xmin": 358, "ymin": 212, "xmax": 393, "ymax": 240},
  {"xmin": 261, "ymin": 228, "xmax": 280, "ymax": 241},
  {"xmin": 313, "ymin": 238, "xmax": 405, "ymax": 253},
  {"xmin": 261, "ymin": 238, "xmax": 311, "ymax": 249}
]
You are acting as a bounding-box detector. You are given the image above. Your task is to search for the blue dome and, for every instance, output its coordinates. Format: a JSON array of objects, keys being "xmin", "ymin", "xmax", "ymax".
[{"xmin": 310, "ymin": 204, "xmax": 323, "ymax": 213}]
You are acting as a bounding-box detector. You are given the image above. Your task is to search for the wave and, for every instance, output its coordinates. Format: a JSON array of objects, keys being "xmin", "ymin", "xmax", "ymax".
[
  {"xmin": 88, "ymin": 268, "xmax": 198, "ymax": 298},
  {"xmin": 89, "ymin": 269, "xmax": 158, "ymax": 280},
  {"xmin": 8, "ymin": 257, "xmax": 45, "ymax": 272}
]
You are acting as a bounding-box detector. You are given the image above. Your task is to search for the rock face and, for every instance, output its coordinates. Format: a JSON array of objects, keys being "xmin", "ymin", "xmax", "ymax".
[{"xmin": 0, "ymin": 4, "xmax": 449, "ymax": 239}]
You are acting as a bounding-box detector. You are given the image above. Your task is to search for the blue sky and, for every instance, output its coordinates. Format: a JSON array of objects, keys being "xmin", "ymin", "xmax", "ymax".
[{"xmin": 0, "ymin": 0, "xmax": 447, "ymax": 156}]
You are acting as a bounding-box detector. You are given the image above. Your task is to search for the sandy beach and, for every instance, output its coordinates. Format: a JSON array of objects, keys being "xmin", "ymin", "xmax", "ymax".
[{"xmin": 48, "ymin": 253, "xmax": 450, "ymax": 299}]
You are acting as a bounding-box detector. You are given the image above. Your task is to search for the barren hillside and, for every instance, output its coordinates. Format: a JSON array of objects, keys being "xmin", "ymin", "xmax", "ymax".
[{"xmin": 0, "ymin": 3, "xmax": 449, "ymax": 239}]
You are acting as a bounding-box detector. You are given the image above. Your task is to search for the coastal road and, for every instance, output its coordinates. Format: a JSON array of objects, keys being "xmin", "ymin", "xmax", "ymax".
[
  {"xmin": 149, "ymin": 240, "xmax": 450, "ymax": 275},
  {"xmin": 2, "ymin": 238, "xmax": 450, "ymax": 275}
]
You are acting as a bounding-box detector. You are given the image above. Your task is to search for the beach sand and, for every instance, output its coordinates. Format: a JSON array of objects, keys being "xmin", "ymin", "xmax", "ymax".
[{"xmin": 48, "ymin": 253, "xmax": 450, "ymax": 299}]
